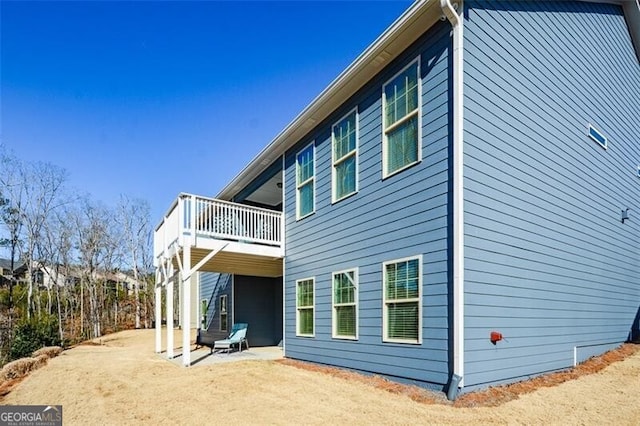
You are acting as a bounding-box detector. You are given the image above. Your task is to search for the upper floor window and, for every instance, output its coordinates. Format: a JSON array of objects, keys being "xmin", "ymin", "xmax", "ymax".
[
  {"xmin": 332, "ymin": 110, "xmax": 358, "ymax": 202},
  {"xmin": 382, "ymin": 59, "xmax": 421, "ymax": 177},
  {"xmin": 296, "ymin": 143, "xmax": 315, "ymax": 219}
]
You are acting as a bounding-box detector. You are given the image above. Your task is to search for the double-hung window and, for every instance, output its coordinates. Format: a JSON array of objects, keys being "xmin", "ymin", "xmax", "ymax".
[
  {"xmin": 332, "ymin": 269, "xmax": 358, "ymax": 339},
  {"xmin": 296, "ymin": 144, "xmax": 315, "ymax": 219},
  {"xmin": 383, "ymin": 256, "xmax": 422, "ymax": 343},
  {"xmin": 382, "ymin": 59, "xmax": 421, "ymax": 177},
  {"xmin": 332, "ymin": 110, "xmax": 358, "ymax": 202},
  {"xmin": 219, "ymin": 294, "xmax": 228, "ymax": 332},
  {"xmin": 296, "ymin": 278, "xmax": 315, "ymax": 336}
]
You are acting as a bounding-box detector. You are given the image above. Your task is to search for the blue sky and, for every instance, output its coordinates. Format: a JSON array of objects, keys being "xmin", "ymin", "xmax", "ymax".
[{"xmin": 1, "ymin": 1, "xmax": 412, "ymax": 222}]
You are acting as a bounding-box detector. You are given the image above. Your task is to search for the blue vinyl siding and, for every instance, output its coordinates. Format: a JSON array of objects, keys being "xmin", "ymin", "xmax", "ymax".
[
  {"xmin": 283, "ymin": 20, "xmax": 452, "ymax": 388},
  {"xmin": 463, "ymin": 1, "xmax": 640, "ymax": 389},
  {"xmin": 199, "ymin": 272, "xmax": 232, "ymax": 339},
  {"xmin": 234, "ymin": 275, "xmax": 283, "ymax": 346}
]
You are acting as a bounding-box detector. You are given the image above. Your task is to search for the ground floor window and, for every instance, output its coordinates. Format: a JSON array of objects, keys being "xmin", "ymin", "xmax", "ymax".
[
  {"xmin": 219, "ymin": 294, "xmax": 228, "ymax": 332},
  {"xmin": 296, "ymin": 278, "xmax": 315, "ymax": 336},
  {"xmin": 383, "ymin": 256, "xmax": 422, "ymax": 343},
  {"xmin": 332, "ymin": 269, "xmax": 358, "ymax": 339}
]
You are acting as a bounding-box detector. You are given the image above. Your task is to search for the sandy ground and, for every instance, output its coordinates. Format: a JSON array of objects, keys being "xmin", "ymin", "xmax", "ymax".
[{"xmin": 2, "ymin": 329, "xmax": 640, "ymax": 425}]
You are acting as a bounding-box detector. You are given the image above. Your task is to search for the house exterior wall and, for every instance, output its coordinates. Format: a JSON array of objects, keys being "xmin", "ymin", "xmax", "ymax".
[
  {"xmin": 234, "ymin": 275, "xmax": 283, "ymax": 346},
  {"xmin": 282, "ymin": 20, "xmax": 453, "ymax": 389},
  {"xmin": 463, "ymin": 0, "xmax": 640, "ymax": 389},
  {"xmin": 199, "ymin": 272, "xmax": 232, "ymax": 341}
]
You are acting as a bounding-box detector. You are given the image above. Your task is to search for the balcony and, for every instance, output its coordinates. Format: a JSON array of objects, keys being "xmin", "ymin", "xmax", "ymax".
[{"xmin": 154, "ymin": 193, "xmax": 283, "ymax": 277}]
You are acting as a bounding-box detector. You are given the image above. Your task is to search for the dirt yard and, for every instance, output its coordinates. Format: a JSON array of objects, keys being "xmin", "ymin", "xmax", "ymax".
[{"xmin": 2, "ymin": 329, "xmax": 639, "ymax": 425}]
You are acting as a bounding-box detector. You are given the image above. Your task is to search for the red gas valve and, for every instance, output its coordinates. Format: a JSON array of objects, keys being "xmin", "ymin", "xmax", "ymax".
[{"xmin": 490, "ymin": 331, "xmax": 503, "ymax": 345}]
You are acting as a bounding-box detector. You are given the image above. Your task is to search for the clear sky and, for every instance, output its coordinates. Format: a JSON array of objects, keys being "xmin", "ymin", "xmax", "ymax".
[{"xmin": 1, "ymin": 1, "xmax": 413, "ymax": 223}]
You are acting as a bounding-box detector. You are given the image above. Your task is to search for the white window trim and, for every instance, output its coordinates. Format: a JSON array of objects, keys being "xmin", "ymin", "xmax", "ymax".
[
  {"xmin": 382, "ymin": 255, "xmax": 423, "ymax": 344},
  {"xmin": 331, "ymin": 268, "xmax": 359, "ymax": 340},
  {"xmin": 295, "ymin": 142, "xmax": 316, "ymax": 220},
  {"xmin": 331, "ymin": 108, "xmax": 359, "ymax": 203},
  {"xmin": 219, "ymin": 294, "xmax": 228, "ymax": 332},
  {"xmin": 296, "ymin": 277, "xmax": 315, "ymax": 337},
  {"xmin": 382, "ymin": 57, "xmax": 422, "ymax": 179}
]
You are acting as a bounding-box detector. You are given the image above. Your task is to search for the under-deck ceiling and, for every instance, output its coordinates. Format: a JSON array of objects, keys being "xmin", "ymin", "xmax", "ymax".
[{"xmin": 171, "ymin": 247, "xmax": 283, "ymax": 278}]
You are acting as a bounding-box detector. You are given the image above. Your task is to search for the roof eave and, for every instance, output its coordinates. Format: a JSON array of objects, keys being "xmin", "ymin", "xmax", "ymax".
[
  {"xmin": 622, "ymin": 0, "xmax": 640, "ymax": 61},
  {"xmin": 216, "ymin": 0, "xmax": 440, "ymax": 200},
  {"xmin": 217, "ymin": 0, "xmax": 640, "ymax": 201}
]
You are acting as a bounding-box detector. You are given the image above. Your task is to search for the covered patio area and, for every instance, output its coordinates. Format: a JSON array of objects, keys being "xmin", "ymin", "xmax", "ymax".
[{"xmin": 153, "ymin": 193, "xmax": 283, "ymax": 367}]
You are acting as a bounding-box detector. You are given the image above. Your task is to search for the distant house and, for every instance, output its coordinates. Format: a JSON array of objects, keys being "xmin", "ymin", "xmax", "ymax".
[
  {"xmin": 34, "ymin": 264, "xmax": 142, "ymax": 294},
  {"xmin": 154, "ymin": 0, "xmax": 640, "ymax": 396},
  {"xmin": 0, "ymin": 258, "xmax": 27, "ymax": 287}
]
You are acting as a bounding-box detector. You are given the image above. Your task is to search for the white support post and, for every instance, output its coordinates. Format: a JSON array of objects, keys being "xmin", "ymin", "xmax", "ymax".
[
  {"xmin": 166, "ymin": 265, "xmax": 174, "ymax": 359},
  {"xmin": 195, "ymin": 272, "xmax": 201, "ymax": 330},
  {"xmin": 177, "ymin": 275, "xmax": 183, "ymax": 328},
  {"xmin": 182, "ymin": 243, "xmax": 192, "ymax": 367},
  {"xmin": 155, "ymin": 270, "xmax": 162, "ymax": 353}
]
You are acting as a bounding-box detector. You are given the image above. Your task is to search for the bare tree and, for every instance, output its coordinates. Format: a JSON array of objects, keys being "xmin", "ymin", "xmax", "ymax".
[
  {"xmin": 0, "ymin": 151, "xmax": 26, "ymax": 324},
  {"xmin": 40, "ymin": 207, "xmax": 75, "ymax": 342},
  {"xmin": 100, "ymin": 209, "xmax": 124, "ymax": 333},
  {"xmin": 118, "ymin": 196, "xmax": 151, "ymax": 329},
  {"xmin": 74, "ymin": 197, "xmax": 112, "ymax": 338},
  {"xmin": 140, "ymin": 225, "xmax": 155, "ymax": 329},
  {"xmin": 24, "ymin": 162, "xmax": 67, "ymax": 319},
  {"xmin": 0, "ymin": 151, "xmax": 67, "ymax": 319},
  {"xmin": 1, "ymin": 148, "xmax": 155, "ymax": 353}
]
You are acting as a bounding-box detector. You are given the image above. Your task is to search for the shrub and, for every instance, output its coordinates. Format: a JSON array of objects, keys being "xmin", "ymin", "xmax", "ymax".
[
  {"xmin": 0, "ymin": 358, "xmax": 37, "ymax": 380},
  {"xmin": 9, "ymin": 316, "xmax": 62, "ymax": 361},
  {"xmin": 33, "ymin": 354, "xmax": 49, "ymax": 369},
  {"xmin": 32, "ymin": 346, "xmax": 63, "ymax": 359}
]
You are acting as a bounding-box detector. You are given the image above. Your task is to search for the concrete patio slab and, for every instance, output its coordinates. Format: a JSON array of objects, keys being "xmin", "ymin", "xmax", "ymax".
[{"xmin": 164, "ymin": 345, "xmax": 283, "ymax": 367}]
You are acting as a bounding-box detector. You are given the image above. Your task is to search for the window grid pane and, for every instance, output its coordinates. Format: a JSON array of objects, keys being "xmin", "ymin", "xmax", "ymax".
[
  {"xmin": 387, "ymin": 302, "xmax": 419, "ymax": 340},
  {"xmin": 335, "ymin": 305, "xmax": 356, "ymax": 336},
  {"xmin": 297, "ymin": 279, "xmax": 314, "ymax": 307},
  {"xmin": 333, "ymin": 271, "xmax": 355, "ymax": 305},
  {"xmin": 334, "ymin": 155, "xmax": 356, "ymax": 200},
  {"xmin": 386, "ymin": 115, "xmax": 418, "ymax": 174},
  {"xmin": 384, "ymin": 63, "xmax": 418, "ymax": 128},
  {"xmin": 333, "ymin": 113, "xmax": 356, "ymax": 160},
  {"xmin": 220, "ymin": 313, "xmax": 228, "ymax": 332},
  {"xmin": 298, "ymin": 308, "xmax": 313, "ymax": 335},
  {"xmin": 298, "ymin": 182, "xmax": 314, "ymax": 217},
  {"xmin": 297, "ymin": 146, "xmax": 314, "ymax": 183}
]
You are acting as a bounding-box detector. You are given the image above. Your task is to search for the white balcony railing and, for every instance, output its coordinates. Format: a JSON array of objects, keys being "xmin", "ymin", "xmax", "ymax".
[{"xmin": 154, "ymin": 193, "xmax": 282, "ymax": 260}]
